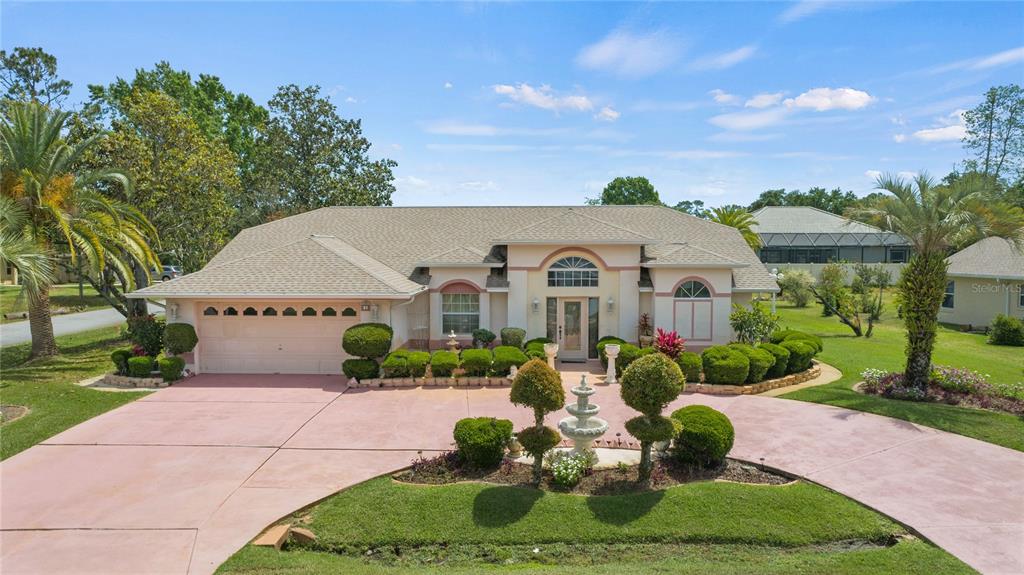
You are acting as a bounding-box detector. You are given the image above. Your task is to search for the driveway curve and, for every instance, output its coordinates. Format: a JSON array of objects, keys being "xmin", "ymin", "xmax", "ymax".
[{"xmin": 1, "ymin": 365, "xmax": 1022, "ymax": 575}]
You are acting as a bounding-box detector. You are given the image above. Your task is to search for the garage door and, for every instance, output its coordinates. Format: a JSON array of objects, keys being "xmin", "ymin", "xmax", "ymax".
[{"xmin": 198, "ymin": 303, "xmax": 361, "ymax": 374}]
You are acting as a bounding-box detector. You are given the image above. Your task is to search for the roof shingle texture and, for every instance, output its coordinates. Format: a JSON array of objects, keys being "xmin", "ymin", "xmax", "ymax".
[
  {"xmin": 946, "ymin": 237, "xmax": 1024, "ymax": 280},
  {"xmin": 750, "ymin": 206, "xmax": 886, "ymax": 234}
]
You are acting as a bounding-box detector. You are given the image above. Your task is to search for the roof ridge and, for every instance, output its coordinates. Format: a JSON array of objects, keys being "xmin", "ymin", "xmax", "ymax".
[
  {"xmin": 570, "ymin": 208, "xmax": 656, "ymax": 240},
  {"xmin": 493, "ymin": 207, "xmax": 653, "ymax": 241},
  {"xmin": 189, "ymin": 236, "xmax": 322, "ymax": 274},
  {"xmin": 312, "ymin": 235, "xmax": 423, "ymax": 294}
]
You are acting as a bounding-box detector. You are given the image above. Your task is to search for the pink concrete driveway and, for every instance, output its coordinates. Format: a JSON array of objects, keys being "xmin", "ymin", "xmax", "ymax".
[{"xmin": 2, "ymin": 366, "xmax": 1022, "ymax": 575}]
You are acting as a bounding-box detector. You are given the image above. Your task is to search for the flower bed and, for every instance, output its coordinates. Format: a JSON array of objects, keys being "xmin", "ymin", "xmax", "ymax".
[{"xmin": 858, "ymin": 366, "xmax": 1024, "ymax": 416}]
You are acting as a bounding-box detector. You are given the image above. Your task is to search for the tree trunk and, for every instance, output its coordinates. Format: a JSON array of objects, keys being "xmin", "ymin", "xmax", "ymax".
[
  {"xmin": 27, "ymin": 286, "xmax": 59, "ymax": 359},
  {"xmin": 898, "ymin": 254, "xmax": 947, "ymax": 389},
  {"xmin": 128, "ymin": 262, "xmax": 149, "ymax": 318},
  {"xmin": 532, "ymin": 453, "xmax": 544, "ymax": 485},
  {"xmin": 638, "ymin": 441, "xmax": 652, "ymax": 483}
]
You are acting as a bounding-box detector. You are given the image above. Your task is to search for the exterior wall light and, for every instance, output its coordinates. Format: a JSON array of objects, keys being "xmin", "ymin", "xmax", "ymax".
[
  {"xmin": 361, "ymin": 301, "xmax": 371, "ymax": 311},
  {"xmin": 607, "ymin": 296, "xmax": 615, "ymax": 312},
  {"xmin": 532, "ymin": 297, "xmax": 540, "ymax": 313}
]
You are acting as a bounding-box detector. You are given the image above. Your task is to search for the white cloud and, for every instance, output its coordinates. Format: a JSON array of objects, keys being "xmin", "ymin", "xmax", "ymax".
[
  {"xmin": 864, "ymin": 170, "xmax": 882, "ymax": 180},
  {"xmin": 784, "ymin": 87, "xmax": 874, "ymax": 111},
  {"xmin": 690, "ymin": 45, "xmax": 757, "ymax": 71},
  {"xmin": 911, "ymin": 110, "xmax": 967, "ymax": 142},
  {"xmin": 709, "ymin": 107, "xmax": 790, "ymax": 131},
  {"xmin": 576, "ymin": 29, "xmax": 681, "ymax": 78},
  {"xmin": 492, "ymin": 83, "xmax": 594, "ymax": 112},
  {"xmin": 898, "ymin": 171, "xmax": 919, "ymax": 180},
  {"xmin": 709, "ymin": 89, "xmax": 741, "ymax": 105},
  {"xmin": 745, "ymin": 92, "xmax": 785, "ymax": 109},
  {"xmin": 444, "ymin": 81, "xmax": 453, "ymax": 89},
  {"xmin": 390, "ymin": 143, "xmax": 403, "ymax": 151},
  {"xmin": 892, "ymin": 134, "xmax": 907, "ymax": 143},
  {"xmin": 929, "ymin": 46, "xmax": 1024, "ymax": 74},
  {"xmin": 397, "ymin": 175, "xmax": 430, "ymax": 189},
  {"xmin": 708, "ymin": 132, "xmax": 782, "ymax": 143},
  {"xmin": 345, "ymin": 96, "xmax": 358, "ymax": 104},
  {"xmin": 777, "ymin": 1, "xmax": 830, "ymax": 23},
  {"xmin": 459, "ymin": 180, "xmax": 499, "ymax": 192},
  {"xmin": 594, "ymin": 106, "xmax": 621, "ymax": 122},
  {"xmin": 421, "ymin": 120, "xmax": 568, "ymax": 137}
]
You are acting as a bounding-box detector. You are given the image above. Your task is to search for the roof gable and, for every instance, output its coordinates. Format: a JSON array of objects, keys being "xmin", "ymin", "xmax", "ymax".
[{"xmin": 947, "ymin": 237, "xmax": 1024, "ymax": 280}]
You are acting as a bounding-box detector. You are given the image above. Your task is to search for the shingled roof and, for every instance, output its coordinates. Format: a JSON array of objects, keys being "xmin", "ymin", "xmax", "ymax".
[
  {"xmin": 131, "ymin": 205, "xmax": 779, "ymax": 297},
  {"xmin": 946, "ymin": 237, "xmax": 1024, "ymax": 281}
]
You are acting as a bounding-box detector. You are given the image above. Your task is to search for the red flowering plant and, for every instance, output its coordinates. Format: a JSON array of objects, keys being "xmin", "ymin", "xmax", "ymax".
[{"xmin": 654, "ymin": 328, "xmax": 686, "ymax": 359}]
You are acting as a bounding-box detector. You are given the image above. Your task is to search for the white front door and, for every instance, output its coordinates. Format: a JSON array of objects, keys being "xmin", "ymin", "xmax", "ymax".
[{"xmin": 557, "ymin": 298, "xmax": 588, "ymax": 361}]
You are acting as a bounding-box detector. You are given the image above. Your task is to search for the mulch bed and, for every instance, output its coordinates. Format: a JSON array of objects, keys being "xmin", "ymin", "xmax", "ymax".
[
  {"xmin": 393, "ymin": 452, "xmax": 791, "ymax": 496},
  {"xmin": 0, "ymin": 404, "xmax": 29, "ymax": 424}
]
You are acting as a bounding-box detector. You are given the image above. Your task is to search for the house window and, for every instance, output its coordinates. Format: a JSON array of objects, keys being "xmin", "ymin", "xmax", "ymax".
[
  {"xmin": 322, "ymin": 307, "xmax": 337, "ymax": 317},
  {"xmin": 302, "ymin": 307, "xmax": 317, "ymax": 317},
  {"xmin": 547, "ymin": 256, "xmax": 598, "ymax": 287},
  {"xmin": 442, "ymin": 293, "xmax": 479, "ymax": 334},
  {"xmin": 546, "ymin": 297, "xmax": 557, "ymax": 340},
  {"xmin": 889, "ymin": 248, "xmax": 909, "ymax": 263},
  {"xmin": 263, "ymin": 307, "xmax": 277, "ymax": 316},
  {"xmin": 1018, "ymin": 285, "xmax": 1023, "ymax": 308},
  {"xmin": 223, "ymin": 306, "xmax": 238, "ymax": 316},
  {"xmin": 942, "ymin": 281, "xmax": 955, "ymax": 309},
  {"xmin": 341, "ymin": 307, "xmax": 357, "ymax": 317},
  {"xmin": 283, "ymin": 307, "xmax": 297, "ymax": 317},
  {"xmin": 243, "ymin": 307, "xmax": 258, "ymax": 316},
  {"xmin": 203, "ymin": 306, "xmax": 218, "ymax": 316},
  {"xmin": 588, "ymin": 297, "xmax": 599, "ymax": 359},
  {"xmin": 675, "ymin": 280, "xmax": 712, "ymax": 298}
]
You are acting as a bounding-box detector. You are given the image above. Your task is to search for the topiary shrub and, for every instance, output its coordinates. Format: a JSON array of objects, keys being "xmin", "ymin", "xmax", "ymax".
[
  {"xmin": 430, "ymin": 350, "xmax": 460, "ymax": 377},
  {"xmin": 126, "ymin": 314, "xmax": 165, "ymax": 357},
  {"xmin": 670, "ymin": 405, "xmax": 735, "ymax": 468},
  {"xmin": 525, "ymin": 341, "xmax": 547, "ymax": 358},
  {"xmin": 772, "ymin": 329, "xmax": 823, "ymax": 354},
  {"xmin": 620, "ymin": 353, "xmax": 684, "ymax": 482},
  {"xmin": 597, "ymin": 336, "xmax": 627, "ymax": 369},
  {"xmin": 111, "ymin": 349, "xmax": 132, "ymax": 376},
  {"xmin": 127, "ymin": 356, "xmax": 154, "ymax": 378},
  {"xmin": 461, "ymin": 348, "xmax": 493, "ymax": 376},
  {"xmin": 157, "ymin": 356, "xmax": 186, "ymax": 382},
  {"xmin": 342, "ymin": 323, "xmax": 393, "ymax": 359},
  {"xmin": 675, "ymin": 351, "xmax": 703, "ymax": 383},
  {"xmin": 510, "ymin": 359, "xmax": 565, "ymax": 483},
  {"xmin": 989, "ymin": 314, "xmax": 1024, "ymax": 346},
  {"xmin": 492, "ymin": 345, "xmax": 529, "ymax": 375},
  {"xmin": 407, "ymin": 351, "xmax": 431, "ymax": 378},
  {"xmin": 389, "ymin": 348, "xmax": 412, "ymax": 359},
  {"xmin": 701, "ymin": 346, "xmax": 750, "ymax": 385},
  {"xmin": 780, "ymin": 340, "xmax": 815, "ymax": 373},
  {"xmin": 727, "ymin": 343, "xmax": 776, "ymax": 383},
  {"xmin": 758, "ymin": 342, "xmax": 791, "ymax": 379},
  {"xmin": 342, "ymin": 358, "xmax": 380, "ymax": 380},
  {"xmin": 499, "ymin": 327, "xmax": 527, "ymax": 349},
  {"xmin": 381, "ymin": 353, "xmax": 410, "ymax": 378},
  {"xmin": 769, "ymin": 329, "xmax": 801, "ymax": 344},
  {"xmin": 471, "ymin": 328, "xmax": 496, "ymax": 348},
  {"xmin": 453, "ymin": 417, "xmax": 513, "ymax": 468},
  {"xmin": 164, "ymin": 323, "xmax": 198, "ymax": 355},
  {"xmin": 525, "ymin": 337, "xmax": 553, "ymax": 347}
]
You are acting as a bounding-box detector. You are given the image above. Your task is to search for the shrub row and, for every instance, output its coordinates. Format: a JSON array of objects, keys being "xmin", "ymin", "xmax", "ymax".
[
  {"xmin": 694, "ymin": 329, "xmax": 820, "ymax": 385},
  {"xmin": 117, "ymin": 354, "xmax": 185, "ymax": 382}
]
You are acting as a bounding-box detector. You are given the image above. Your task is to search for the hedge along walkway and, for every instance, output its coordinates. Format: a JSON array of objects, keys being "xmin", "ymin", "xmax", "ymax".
[{"xmin": 1, "ymin": 363, "xmax": 1021, "ymax": 575}]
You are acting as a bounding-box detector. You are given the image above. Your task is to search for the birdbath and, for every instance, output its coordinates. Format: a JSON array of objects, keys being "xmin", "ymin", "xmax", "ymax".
[
  {"xmin": 604, "ymin": 344, "xmax": 620, "ymax": 384},
  {"xmin": 558, "ymin": 374, "xmax": 609, "ymax": 456},
  {"xmin": 446, "ymin": 330, "xmax": 460, "ymax": 354},
  {"xmin": 543, "ymin": 342, "xmax": 559, "ymax": 369}
]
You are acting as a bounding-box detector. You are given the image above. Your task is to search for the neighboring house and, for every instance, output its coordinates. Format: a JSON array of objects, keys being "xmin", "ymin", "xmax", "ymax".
[
  {"xmin": 129, "ymin": 205, "xmax": 777, "ymax": 375},
  {"xmin": 939, "ymin": 237, "xmax": 1024, "ymax": 329},
  {"xmin": 751, "ymin": 206, "xmax": 911, "ymax": 282}
]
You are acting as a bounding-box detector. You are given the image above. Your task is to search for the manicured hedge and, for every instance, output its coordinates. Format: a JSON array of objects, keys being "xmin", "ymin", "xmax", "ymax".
[
  {"xmin": 381, "ymin": 353, "xmax": 410, "ymax": 378},
  {"xmin": 453, "ymin": 417, "xmax": 513, "ymax": 468},
  {"xmin": 342, "ymin": 358, "xmax": 380, "ymax": 380},
  {"xmin": 728, "ymin": 343, "xmax": 776, "ymax": 383},
  {"xmin": 471, "ymin": 328, "xmax": 496, "ymax": 348},
  {"xmin": 127, "ymin": 356, "xmax": 153, "ymax": 378},
  {"xmin": 771, "ymin": 329, "xmax": 823, "ymax": 354},
  {"xmin": 675, "ymin": 351, "xmax": 703, "ymax": 383},
  {"xmin": 407, "ymin": 351, "xmax": 431, "ymax": 378},
  {"xmin": 164, "ymin": 323, "xmax": 198, "ymax": 355},
  {"xmin": 460, "ymin": 348, "xmax": 493, "ymax": 376},
  {"xmin": 492, "ymin": 345, "xmax": 529, "ymax": 375},
  {"xmin": 158, "ymin": 356, "xmax": 186, "ymax": 382},
  {"xmin": 430, "ymin": 350, "xmax": 460, "ymax": 377},
  {"xmin": 499, "ymin": 327, "xmax": 526, "ymax": 349},
  {"xmin": 780, "ymin": 340, "xmax": 815, "ymax": 373},
  {"xmin": 111, "ymin": 349, "xmax": 132, "ymax": 376},
  {"xmin": 670, "ymin": 405, "xmax": 735, "ymax": 468},
  {"xmin": 342, "ymin": 323, "xmax": 393, "ymax": 359},
  {"xmin": 758, "ymin": 342, "xmax": 791, "ymax": 379},
  {"xmin": 701, "ymin": 346, "xmax": 749, "ymax": 385}
]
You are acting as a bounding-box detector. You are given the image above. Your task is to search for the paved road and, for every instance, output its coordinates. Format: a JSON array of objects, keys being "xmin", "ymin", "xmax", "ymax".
[
  {"xmin": 1, "ymin": 307, "xmax": 163, "ymax": 347},
  {"xmin": 1, "ymin": 366, "xmax": 1021, "ymax": 575}
]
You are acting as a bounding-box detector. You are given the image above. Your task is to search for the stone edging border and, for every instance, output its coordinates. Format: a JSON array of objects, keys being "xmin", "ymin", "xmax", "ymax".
[
  {"xmin": 684, "ymin": 361, "xmax": 822, "ymax": 395},
  {"xmin": 352, "ymin": 376, "xmax": 511, "ymax": 389}
]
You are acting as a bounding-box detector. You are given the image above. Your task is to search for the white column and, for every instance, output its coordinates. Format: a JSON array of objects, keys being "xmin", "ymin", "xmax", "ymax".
[{"xmin": 507, "ymin": 269, "xmax": 528, "ymax": 330}]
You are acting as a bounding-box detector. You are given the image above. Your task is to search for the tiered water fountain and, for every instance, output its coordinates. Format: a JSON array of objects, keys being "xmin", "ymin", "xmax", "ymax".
[{"xmin": 558, "ymin": 374, "xmax": 609, "ymax": 456}]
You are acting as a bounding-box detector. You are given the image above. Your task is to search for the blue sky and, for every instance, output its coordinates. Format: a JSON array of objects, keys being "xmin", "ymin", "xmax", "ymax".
[{"xmin": 3, "ymin": 1, "xmax": 1023, "ymax": 206}]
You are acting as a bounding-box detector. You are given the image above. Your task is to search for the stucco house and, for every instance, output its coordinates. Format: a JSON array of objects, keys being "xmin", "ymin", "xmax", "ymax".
[
  {"xmin": 129, "ymin": 205, "xmax": 777, "ymax": 375},
  {"xmin": 939, "ymin": 237, "xmax": 1024, "ymax": 329}
]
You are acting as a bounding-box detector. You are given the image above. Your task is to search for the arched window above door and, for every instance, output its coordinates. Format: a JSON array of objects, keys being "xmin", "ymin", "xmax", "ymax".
[
  {"xmin": 674, "ymin": 280, "xmax": 712, "ymax": 299},
  {"xmin": 547, "ymin": 256, "xmax": 598, "ymax": 287}
]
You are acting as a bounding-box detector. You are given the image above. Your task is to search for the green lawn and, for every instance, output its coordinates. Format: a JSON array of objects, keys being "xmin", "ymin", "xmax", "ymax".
[
  {"xmin": 0, "ymin": 326, "xmax": 147, "ymax": 460},
  {"xmin": 776, "ymin": 296, "xmax": 1024, "ymax": 451},
  {"xmin": 0, "ymin": 284, "xmax": 109, "ymax": 323},
  {"xmin": 217, "ymin": 477, "xmax": 971, "ymax": 574}
]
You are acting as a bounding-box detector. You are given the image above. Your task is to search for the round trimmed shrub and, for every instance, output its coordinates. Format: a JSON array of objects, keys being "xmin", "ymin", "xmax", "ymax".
[
  {"xmin": 127, "ymin": 356, "xmax": 154, "ymax": 378},
  {"xmin": 525, "ymin": 348, "xmax": 546, "ymax": 361},
  {"xmin": 164, "ymin": 323, "xmax": 198, "ymax": 355},
  {"xmin": 525, "ymin": 337, "xmax": 553, "ymax": 348},
  {"xmin": 597, "ymin": 336, "xmax": 627, "ymax": 369},
  {"xmin": 453, "ymin": 417, "xmax": 513, "ymax": 468},
  {"xmin": 406, "ymin": 351, "xmax": 431, "ymax": 378},
  {"xmin": 389, "ymin": 349, "xmax": 412, "ymax": 359},
  {"xmin": 620, "ymin": 352, "xmax": 685, "ymax": 416},
  {"xmin": 471, "ymin": 328, "xmax": 497, "ymax": 348},
  {"xmin": 342, "ymin": 323, "xmax": 393, "ymax": 359},
  {"xmin": 625, "ymin": 414, "xmax": 679, "ymax": 443},
  {"xmin": 157, "ymin": 356, "xmax": 186, "ymax": 382},
  {"xmin": 499, "ymin": 327, "xmax": 527, "ymax": 349},
  {"xmin": 492, "ymin": 345, "xmax": 529, "ymax": 375},
  {"xmin": 510, "ymin": 359, "xmax": 565, "ymax": 421},
  {"xmin": 785, "ymin": 331, "xmax": 823, "ymax": 354},
  {"xmin": 728, "ymin": 343, "xmax": 776, "ymax": 383},
  {"xmin": 516, "ymin": 425, "xmax": 561, "ymax": 458},
  {"xmin": 989, "ymin": 314, "xmax": 1024, "ymax": 346},
  {"xmin": 769, "ymin": 329, "xmax": 801, "ymax": 345},
  {"xmin": 758, "ymin": 342, "xmax": 791, "ymax": 379},
  {"xmin": 381, "ymin": 353, "xmax": 410, "ymax": 378},
  {"xmin": 670, "ymin": 405, "xmax": 735, "ymax": 468},
  {"xmin": 614, "ymin": 343, "xmax": 645, "ymax": 377},
  {"xmin": 780, "ymin": 340, "xmax": 815, "ymax": 373},
  {"xmin": 111, "ymin": 349, "xmax": 132, "ymax": 376},
  {"xmin": 430, "ymin": 350, "xmax": 460, "ymax": 377},
  {"xmin": 342, "ymin": 358, "xmax": 379, "ymax": 380},
  {"xmin": 701, "ymin": 346, "xmax": 750, "ymax": 385},
  {"xmin": 674, "ymin": 351, "xmax": 702, "ymax": 383},
  {"xmin": 460, "ymin": 348, "xmax": 493, "ymax": 376}
]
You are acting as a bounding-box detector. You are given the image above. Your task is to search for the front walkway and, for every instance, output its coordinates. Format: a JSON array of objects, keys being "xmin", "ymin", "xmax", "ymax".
[{"xmin": 1, "ymin": 365, "xmax": 1021, "ymax": 575}]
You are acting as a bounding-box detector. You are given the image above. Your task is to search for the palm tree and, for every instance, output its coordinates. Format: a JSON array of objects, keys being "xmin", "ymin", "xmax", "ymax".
[
  {"xmin": 0, "ymin": 102, "xmax": 159, "ymax": 359},
  {"xmin": 854, "ymin": 173, "xmax": 1024, "ymax": 389},
  {"xmin": 709, "ymin": 205, "xmax": 761, "ymax": 251}
]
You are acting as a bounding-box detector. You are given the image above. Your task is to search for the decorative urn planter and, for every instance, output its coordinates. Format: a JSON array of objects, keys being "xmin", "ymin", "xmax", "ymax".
[
  {"xmin": 543, "ymin": 342, "xmax": 559, "ymax": 369},
  {"xmin": 604, "ymin": 344, "xmax": 620, "ymax": 384}
]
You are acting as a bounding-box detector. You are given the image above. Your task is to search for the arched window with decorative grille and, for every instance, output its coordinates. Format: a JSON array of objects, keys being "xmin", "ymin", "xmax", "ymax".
[
  {"xmin": 203, "ymin": 306, "xmax": 218, "ymax": 316},
  {"xmin": 547, "ymin": 256, "xmax": 598, "ymax": 287},
  {"xmin": 263, "ymin": 307, "xmax": 278, "ymax": 316},
  {"xmin": 341, "ymin": 307, "xmax": 357, "ymax": 317},
  {"xmin": 242, "ymin": 307, "xmax": 258, "ymax": 316},
  {"xmin": 322, "ymin": 307, "xmax": 337, "ymax": 317},
  {"xmin": 674, "ymin": 280, "xmax": 711, "ymax": 299},
  {"xmin": 223, "ymin": 306, "xmax": 238, "ymax": 316}
]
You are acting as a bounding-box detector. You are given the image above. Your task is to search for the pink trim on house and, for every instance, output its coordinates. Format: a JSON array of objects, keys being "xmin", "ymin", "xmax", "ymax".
[
  {"xmin": 430, "ymin": 280, "xmax": 483, "ymax": 293},
  {"xmin": 508, "ymin": 246, "xmax": 640, "ymax": 272}
]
